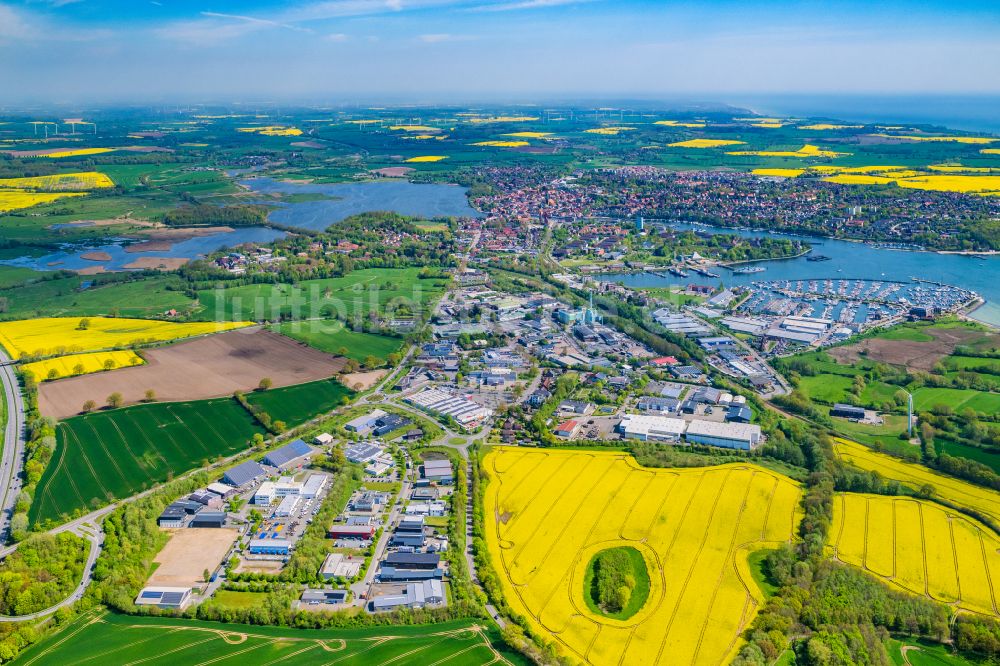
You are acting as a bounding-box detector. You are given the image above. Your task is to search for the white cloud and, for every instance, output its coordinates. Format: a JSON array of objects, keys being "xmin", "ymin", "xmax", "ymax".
[
  {"xmin": 0, "ymin": 3, "xmax": 110, "ymax": 42},
  {"xmin": 201, "ymin": 11, "xmax": 312, "ymax": 34},
  {"xmin": 418, "ymin": 33, "xmax": 477, "ymax": 43},
  {"xmin": 0, "ymin": 5, "xmax": 35, "ymax": 40},
  {"xmin": 277, "ymin": 0, "xmax": 454, "ymax": 23},
  {"xmin": 327, "ymin": 32, "xmax": 350, "ymax": 41},
  {"xmin": 471, "ymin": 0, "xmax": 592, "ymax": 12}
]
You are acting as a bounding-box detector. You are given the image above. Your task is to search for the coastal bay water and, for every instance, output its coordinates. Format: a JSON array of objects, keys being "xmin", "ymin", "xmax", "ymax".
[
  {"xmin": 1, "ymin": 227, "xmax": 286, "ymax": 273},
  {"xmin": 596, "ymin": 223, "xmax": 1000, "ymax": 327},
  {"xmin": 241, "ymin": 178, "xmax": 483, "ymax": 230},
  {"xmin": 1, "ymin": 180, "xmax": 480, "ymax": 272}
]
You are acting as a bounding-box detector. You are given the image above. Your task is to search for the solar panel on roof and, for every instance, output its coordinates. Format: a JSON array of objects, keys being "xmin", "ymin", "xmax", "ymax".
[
  {"xmin": 224, "ymin": 460, "xmax": 265, "ymax": 486},
  {"xmin": 160, "ymin": 592, "xmax": 185, "ymax": 604},
  {"xmin": 265, "ymin": 439, "xmax": 311, "ymax": 467},
  {"xmin": 140, "ymin": 590, "xmax": 162, "ymax": 599}
]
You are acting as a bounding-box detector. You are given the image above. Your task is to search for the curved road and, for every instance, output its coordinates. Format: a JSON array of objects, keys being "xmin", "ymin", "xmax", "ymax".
[
  {"xmin": 0, "ymin": 349, "xmax": 26, "ymax": 544},
  {"xmin": 0, "ymin": 518, "xmax": 105, "ymax": 622}
]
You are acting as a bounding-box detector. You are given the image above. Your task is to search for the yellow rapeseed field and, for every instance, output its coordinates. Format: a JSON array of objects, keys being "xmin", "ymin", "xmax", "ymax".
[
  {"xmin": 982, "ymin": 149, "xmax": 1000, "ymax": 155},
  {"xmin": 0, "ymin": 191, "xmax": 85, "ymax": 213},
  {"xmin": 799, "ymin": 124, "xmax": 864, "ymax": 130},
  {"xmin": 668, "ymin": 139, "xmax": 745, "ymax": 148},
  {"xmin": 810, "ymin": 165, "xmax": 911, "ymax": 174},
  {"xmin": 503, "ymin": 132, "xmax": 552, "ymax": 138},
  {"xmin": 237, "ymin": 126, "xmax": 303, "ymax": 136},
  {"xmin": 584, "ymin": 127, "xmax": 637, "ymax": 135},
  {"xmin": 403, "ymin": 135, "xmax": 447, "ymax": 141},
  {"xmin": 822, "ymin": 174, "xmax": 896, "ymax": 185},
  {"xmin": 22, "ymin": 350, "xmax": 144, "ymax": 382},
  {"xmin": 929, "ymin": 164, "xmax": 997, "ymax": 173},
  {"xmin": 0, "ymin": 317, "xmax": 250, "ymax": 359},
  {"xmin": 471, "ymin": 141, "xmax": 530, "ymax": 147},
  {"xmin": 752, "ymin": 168, "xmax": 804, "ymax": 177},
  {"xmin": 654, "ymin": 120, "xmax": 707, "ymax": 128},
  {"xmin": 727, "ymin": 144, "xmax": 848, "ymax": 158},
  {"xmin": 0, "ymin": 172, "xmax": 114, "ymax": 191},
  {"xmin": 404, "ymin": 155, "xmax": 448, "ymax": 163},
  {"xmin": 483, "ymin": 447, "xmax": 802, "ymax": 666},
  {"xmin": 833, "ymin": 438, "xmax": 1000, "ymax": 525},
  {"xmin": 875, "ymin": 134, "xmax": 999, "ymax": 144},
  {"xmin": 43, "ymin": 148, "xmax": 115, "ymax": 158},
  {"xmin": 818, "ymin": 172, "xmax": 1000, "ymax": 195},
  {"xmin": 829, "ymin": 493, "xmax": 1000, "ymax": 616},
  {"xmin": 896, "ymin": 175, "xmax": 1000, "ymax": 195},
  {"xmin": 751, "ymin": 122, "xmax": 785, "ymax": 128}
]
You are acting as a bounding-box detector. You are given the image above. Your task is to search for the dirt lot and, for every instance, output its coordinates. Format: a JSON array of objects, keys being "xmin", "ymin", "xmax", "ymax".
[
  {"xmin": 148, "ymin": 528, "xmax": 239, "ymax": 588},
  {"xmin": 828, "ymin": 326, "xmax": 999, "ymax": 372},
  {"xmin": 234, "ymin": 559, "xmax": 285, "ymax": 574},
  {"xmin": 39, "ymin": 328, "xmax": 347, "ymax": 418},
  {"xmin": 341, "ymin": 370, "xmax": 387, "ymax": 391}
]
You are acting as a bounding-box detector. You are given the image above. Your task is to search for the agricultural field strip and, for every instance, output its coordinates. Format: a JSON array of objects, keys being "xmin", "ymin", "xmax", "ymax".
[
  {"xmin": 32, "ymin": 399, "xmax": 264, "ymax": 526},
  {"xmin": 37, "ymin": 328, "xmax": 345, "ymax": 420},
  {"xmin": 18, "ymin": 612, "xmax": 507, "ymax": 666},
  {"xmin": 0, "ymin": 317, "xmax": 250, "ymax": 360},
  {"xmin": 833, "ymin": 438, "xmax": 1000, "ymax": 525},
  {"xmin": 829, "ymin": 493, "xmax": 1000, "ymax": 617},
  {"xmin": 22, "ymin": 350, "xmax": 143, "ymax": 382},
  {"xmin": 485, "ymin": 448, "xmax": 801, "ymax": 666}
]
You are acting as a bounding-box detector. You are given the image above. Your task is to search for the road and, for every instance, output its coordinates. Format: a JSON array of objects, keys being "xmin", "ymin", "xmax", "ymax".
[
  {"xmin": 0, "ymin": 516, "xmax": 105, "ymax": 622},
  {"xmin": 0, "ymin": 350, "xmax": 26, "ymax": 544},
  {"xmin": 349, "ymin": 451, "xmax": 413, "ymax": 606}
]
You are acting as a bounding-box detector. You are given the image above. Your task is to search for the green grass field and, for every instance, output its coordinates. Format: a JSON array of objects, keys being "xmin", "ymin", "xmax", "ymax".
[
  {"xmin": 946, "ymin": 355, "xmax": 1000, "ymax": 373},
  {"xmin": 912, "ymin": 387, "xmax": 1000, "ymax": 413},
  {"xmin": 936, "ymin": 438, "xmax": 1000, "ymax": 473},
  {"xmin": 245, "ymin": 379, "xmax": 354, "ymax": 427},
  {"xmin": 274, "ymin": 320, "xmax": 403, "ymax": 362},
  {"xmin": 746, "ymin": 549, "xmax": 779, "ymax": 599},
  {"xmin": 201, "ymin": 590, "xmax": 269, "ymax": 610},
  {"xmin": 197, "ymin": 268, "xmax": 448, "ymax": 322},
  {"xmin": 887, "ymin": 639, "xmax": 978, "ymax": 666},
  {"xmin": 30, "ymin": 397, "xmax": 263, "ymax": 527},
  {"xmin": 0, "ymin": 274, "xmax": 195, "ymax": 320},
  {"xmin": 15, "ymin": 611, "xmax": 520, "ymax": 666}
]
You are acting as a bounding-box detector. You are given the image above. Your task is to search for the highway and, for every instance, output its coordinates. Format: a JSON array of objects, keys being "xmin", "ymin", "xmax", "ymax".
[{"xmin": 0, "ymin": 350, "xmax": 26, "ymax": 545}]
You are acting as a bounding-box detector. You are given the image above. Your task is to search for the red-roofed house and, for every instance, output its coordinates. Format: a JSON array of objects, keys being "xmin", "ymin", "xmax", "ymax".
[
  {"xmin": 554, "ymin": 420, "xmax": 580, "ymax": 439},
  {"xmin": 650, "ymin": 356, "xmax": 679, "ymax": 367}
]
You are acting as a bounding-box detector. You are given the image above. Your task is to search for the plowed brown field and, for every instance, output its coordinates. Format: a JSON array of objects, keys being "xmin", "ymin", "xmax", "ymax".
[{"xmin": 38, "ymin": 328, "xmax": 346, "ymax": 418}]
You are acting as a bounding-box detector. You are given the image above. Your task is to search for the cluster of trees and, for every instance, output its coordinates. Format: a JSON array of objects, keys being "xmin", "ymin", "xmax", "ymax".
[
  {"xmin": 232, "ymin": 390, "xmax": 285, "ymax": 435},
  {"xmin": 589, "ymin": 549, "xmax": 636, "ymax": 613},
  {"xmin": 954, "ymin": 615, "xmax": 1000, "ymax": 660},
  {"xmin": 163, "ymin": 204, "xmax": 269, "ymax": 227},
  {"xmin": 0, "ymin": 533, "xmax": 89, "ymax": 616},
  {"xmin": 10, "ymin": 372, "xmax": 56, "ymax": 538},
  {"xmin": 638, "ymin": 228, "xmax": 805, "ymax": 264},
  {"xmin": 732, "ymin": 421, "xmax": 958, "ymax": 666}
]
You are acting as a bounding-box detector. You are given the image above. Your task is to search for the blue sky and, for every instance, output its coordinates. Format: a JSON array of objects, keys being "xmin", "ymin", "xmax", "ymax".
[{"xmin": 0, "ymin": 0, "xmax": 998, "ymax": 103}]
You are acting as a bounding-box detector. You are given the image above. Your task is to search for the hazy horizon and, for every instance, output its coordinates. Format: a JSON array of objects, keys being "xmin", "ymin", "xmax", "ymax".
[{"xmin": 1, "ymin": 0, "xmax": 998, "ymax": 104}]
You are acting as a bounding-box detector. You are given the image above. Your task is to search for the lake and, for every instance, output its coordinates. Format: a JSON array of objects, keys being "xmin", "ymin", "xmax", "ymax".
[
  {"xmin": 595, "ymin": 222, "xmax": 1000, "ymax": 327},
  {"xmin": 2, "ymin": 180, "xmax": 480, "ymax": 272},
  {"xmin": 241, "ymin": 178, "xmax": 483, "ymax": 230}
]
